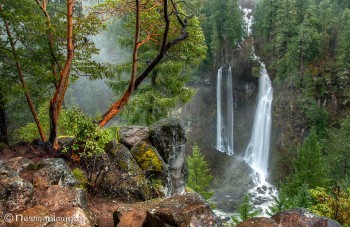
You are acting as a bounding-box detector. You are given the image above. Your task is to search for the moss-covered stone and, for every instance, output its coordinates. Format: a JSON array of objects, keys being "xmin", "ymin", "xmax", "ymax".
[
  {"xmin": 107, "ymin": 143, "xmax": 143, "ymax": 175},
  {"xmin": 130, "ymin": 141, "xmax": 165, "ymax": 173}
]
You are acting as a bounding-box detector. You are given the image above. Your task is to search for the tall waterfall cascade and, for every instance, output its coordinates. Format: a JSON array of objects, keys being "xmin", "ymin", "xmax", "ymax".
[
  {"xmin": 216, "ymin": 66, "xmax": 234, "ymax": 155},
  {"xmin": 242, "ymin": 6, "xmax": 277, "ymax": 216},
  {"xmin": 244, "ymin": 62, "xmax": 273, "ymax": 185}
]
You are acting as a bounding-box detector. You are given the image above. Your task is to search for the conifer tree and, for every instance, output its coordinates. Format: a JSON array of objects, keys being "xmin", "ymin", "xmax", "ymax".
[
  {"xmin": 232, "ymin": 194, "xmax": 259, "ymax": 224},
  {"xmin": 187, "ymin": 145, "xmax": 213, "ymax": 199}
]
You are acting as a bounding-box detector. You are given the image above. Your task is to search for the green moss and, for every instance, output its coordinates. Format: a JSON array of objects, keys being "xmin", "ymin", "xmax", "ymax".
[
  {"xmin": 72, "ymin": 168, "xmax": 88, "ymax": 189},
  {"xmin": 134, "ymin": 143, "xmax": 163, "ymax": 172}
]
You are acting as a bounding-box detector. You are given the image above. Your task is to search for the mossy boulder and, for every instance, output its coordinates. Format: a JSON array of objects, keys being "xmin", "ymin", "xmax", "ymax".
[
  {"xmin": 107, "ymin": 143, "xmax": 143, "ymax": 175},
  {"xmin": 99, "ymin": 143, "xmax": 156, "ymax": 202},
  {"xmin": 130, "ymin": 141, "xmax": 166, "ymax": 174}
]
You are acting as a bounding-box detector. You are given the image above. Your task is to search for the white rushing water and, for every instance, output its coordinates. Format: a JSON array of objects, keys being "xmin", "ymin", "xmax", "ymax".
[
  {"xmin": 244, "ymin": 63, "xmax": 273, "ymax": 184},
  {"xmin": 243, "ymin": 61, "xmax": 277, "ymax": 216},
  {"xmin": 216, "ymin": 66, "xmax": 234, "ymax": 155}
]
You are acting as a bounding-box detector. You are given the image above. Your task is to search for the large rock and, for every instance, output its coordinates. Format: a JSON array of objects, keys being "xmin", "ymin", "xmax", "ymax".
[
  {"xmin": 6, "ymin": 157, "xmax": 33, "ymax": 173},
  {"xmin": 106, "ymin": 143, "xmax": 143, "ymax": 175},
  {"xmin": 10, "ymin": 186, "xmax": 92, "ymax": 226},
  {"xmin": 237, "ymin": 217, "xmax": 278, "ymax": 227},
  {"xmin": 119, "ymin": 126, "xmax": 150, "ymax": 149},
  {"xmin": 38, "ymin": 185, "xmax": 87, "ymax": 211},
  {"xmin": 12, "ymin": 205, "xmax": 93, "ymax": 227},
  {"xmin": 33, "ymin": 158, "xmax": 77, "ymax": 189},
  {"xmin": 99, "ymin": 144, "xmax": 153, "ymax": 202},
  {"xmin": 271, "ymin": 208, "xmax": 342, "ymax": 227},
  {"xmin": 149, "ymin": 118, "xmax": 187, "ymax": 195},
  {"xmin": 142, "ymin": 193, "xmax": 221, "ymax": 227},
  {"xmin": 46, "ymin": 207, "xmax": 93, "ymax": 227},
  {"xmin": 0, "ymin": 162, "xmax": 34, "ymax": 211}
]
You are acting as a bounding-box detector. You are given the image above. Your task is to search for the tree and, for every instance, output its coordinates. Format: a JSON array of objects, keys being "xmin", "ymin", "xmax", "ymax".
[
  {"xmin": 326, "ymin": 115, "xmax": 350, "ymax": 184},
  {"xmin": 284, "ymin": 128, "xmax": 328, "ymax": 196},
  {"xmin": 97, "ymin": 0, "xmax": 203, "ymax": 128},
  {"xmin": 310, "ymin": 186, "xmax": 350, "ymax": 226},
  {"xmin": 105, "ymin": 0, "xmax": 206, "ymax": 126},
  {"xmin": 0, "ymin": 3, "xmax": 47, "ymax": 141},
  {"xmin": 232, "ymin": 195, "xmax": 259, "ymax": 224},
  {"xmin": 187, "ymin": 145, "xmax": 213, "ymax": 199}
]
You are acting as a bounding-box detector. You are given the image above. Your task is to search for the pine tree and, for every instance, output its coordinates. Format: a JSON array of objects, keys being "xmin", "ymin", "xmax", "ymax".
[
  {"xmin": 232, "ymin": 195, "xmax": 259, "ymax": 224},
  {"xmin": 285, "ymin": 128, "xmax": 328, "ymax": 196},
  {"xmin": 187, "ymin": 145, "xmax": 213, "ymax": 199}
]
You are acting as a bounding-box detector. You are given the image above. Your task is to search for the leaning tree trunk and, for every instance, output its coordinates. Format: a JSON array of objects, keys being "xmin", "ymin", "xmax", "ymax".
[
  {"xmin": 0, "ymin": 4, "xmax": 46, "ymax": 142},
  {"xmin": 0, "ymin": 93, "xmax": 8, "ymax": 145}
]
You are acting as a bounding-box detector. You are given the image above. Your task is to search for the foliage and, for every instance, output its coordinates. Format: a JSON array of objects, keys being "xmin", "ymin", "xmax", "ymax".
[
  {"xmin": 201, "ymin": 0, "xmax": 245, "ymax": 67},
  {"xmin": 267, "ymin": 192, "xmax": 291, "ymax": 216},
  {"xmin": 325, "ymin": 115, "xmax": 350, "ymax": 185},
  {"xmin": 72, "ymin": 168, "xmax": 89, "ymax": 190},
  {"xmin": 95, "ymin": 0, "xmax": 206, "ymax": 126},
  {"xmin": 284, "ymin": 128, "xmax": 328, "ymax": 197},
  {"xmin": 232, "ymin": 194, "xmax": 259, "ymax": 224},
  {"xmin": 14, "ymin": 104, "xmax": 50, "ymax": 142},
  {"xmin": 187, "ymin": 145, "xmax": 213, "ymax": 199},
  {"xmin": 310, "ymin": 186, "xmax": 350, "ymax": 226},
  {"xmin": 60, "ymin": 108, "xmax": 114, "ymax": 157},
  {"xmin": 0, "ymin": 0, "xmax": 108, "ymax": 144},
  {"xmin": 267, "ymin": 183, "xmax": 312, "ymax": 216}
]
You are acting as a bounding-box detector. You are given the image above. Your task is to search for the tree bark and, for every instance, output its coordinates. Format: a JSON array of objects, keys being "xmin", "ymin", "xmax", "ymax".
[
  {"xmin": 98, "ymin": 0, "xmax": 141, "ymax": 127},
  {"xmin": 0, "ymin": 93, "xmax": 8, "ymax": 145},
  {"xmin": 1, "ymin": 5, "xmax": 46, "ymax": 142},
  {"xmin": 49, "ymin": 0, "xmax": 75, "ymax": 149},
  {"xmin": 98, "ymin": 0, "xmax": 189, "ymax": 127}
]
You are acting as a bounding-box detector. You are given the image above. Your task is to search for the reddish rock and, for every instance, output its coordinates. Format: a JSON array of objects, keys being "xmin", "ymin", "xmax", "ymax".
[
  {"xmin": 12, "ymin": 205, "xmax": 50, "ymax": 227},
  {"xmin": 38, "ymin": 185, "xmax": 87, "ymax": 211},
  {"xmin": 237, "ymin": 217, "xmax": 278, "ymax": 227},
  {"xmin": 142, "ymin": 193, "xmax": 221, "ymax": 227},
  {"xmin": 48, "ymin": 207, "xmax": 93, "ymax": 227},
  {"xmin": 6, "ymin": 157, "xmax": 33, "ymax": 173},
  {"xmin": 271, "ymin": 208, "xmax": 341, "ymax": 227}
]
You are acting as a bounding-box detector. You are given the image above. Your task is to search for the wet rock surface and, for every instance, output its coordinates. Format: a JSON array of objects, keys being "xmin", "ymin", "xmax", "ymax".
[
  {"xmin": 33, "ymin": 158, "xmax": 77, "ymax": 189},
  {"xmin": 237, "ymin": 217, "xmax": 278, "ymax": 227},
  {"xmin": 5, "ymin": 157, "xmax": 33, "ymax": 173},
  {"xmin": 38, "ymin": 185, "xmax": 87, "ymax": 210},
  {"xmin": 143, "ymin": 193, "xmax": 221, "ymax": 227},
  {"xmin": 150, "ymin": 118, "xmax": 188, "ymax": 195},
  {"xmin": 119, "ymin": 126, "xmax": 150, "ymax": 149},
  {"xmin": 0, "ymin": 162, "xmax": 34, "ymax": 212},
  {"xmin": 271, "ymin": 208, "xmax": 342, "ymax": 227},
  {"xmin": 113, "ymin": 193, "xmax": 221, "ymax": 227}
]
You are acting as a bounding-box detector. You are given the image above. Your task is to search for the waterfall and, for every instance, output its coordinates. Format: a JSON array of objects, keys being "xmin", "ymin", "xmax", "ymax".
[
  {"xmin": 216, "ymin": 66, "xmax": 234, "ymax": 155},
  {"xmin": 244, "ymin": 62, "xmax": 273, "ymax": 184}
]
